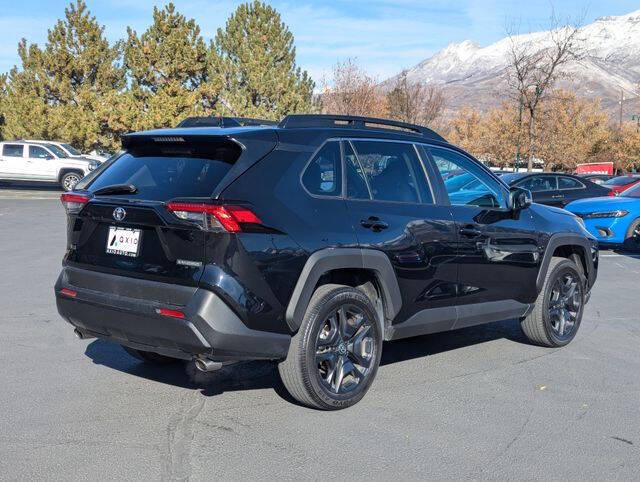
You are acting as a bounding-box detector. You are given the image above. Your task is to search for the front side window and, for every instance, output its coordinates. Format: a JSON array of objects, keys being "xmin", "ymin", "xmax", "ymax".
[
  {"xmin": 429, "ymin": 147, "xmax": 506, "ymax": 208},
  {"xmin": 301, "ymin": 141, "xmax": 342, "ymax": 196},
  {"xmin": 29, "ymin": 146, "xmax": 52, "ymax": 159},
  {"xmin": 557, "ymin": 176, "xmax": 584, "ymax": 190},
  {"xmin": 517, "ymin": 176, "xmax": 557, "ymax": 192},
  {"xmin": 2, "ymin": 144, "xmax": 24, "ymax": 157},
  {"xmin": 349, "ymin": 141, "xmax": 432, "ymax": 204}
]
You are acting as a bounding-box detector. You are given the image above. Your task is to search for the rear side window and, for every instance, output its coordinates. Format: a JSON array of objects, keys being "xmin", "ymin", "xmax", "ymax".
[
  {"xmin": 517, "ymin": 176, "xmax": 557, "ymax": 192},
  {"xmin": 557, "ymin": 176, "xmax": 584, "ymax": 190},
  {"xmin": 2, "ymin": 144, "xmax": 23, "ymax": 157},
  {"xmin": 87, "ymin": 143, "xmax": 241, "ymax": 201},
  {"xmin": 350, "ymin": 141, "xmax": 432, "ymax": 204},
  {"xmin": 344, "ymin": 142, "xmax": 370, "ymax": 199},
  {"xmin": 301, "ymin": 142, "xmax": 342, "ymax": 196}
]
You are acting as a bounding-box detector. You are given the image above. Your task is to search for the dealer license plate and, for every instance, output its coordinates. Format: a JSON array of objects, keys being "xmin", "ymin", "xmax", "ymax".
[{"xmin": 106, "ymin": 226, "xmax": 141, "ymax": 257}]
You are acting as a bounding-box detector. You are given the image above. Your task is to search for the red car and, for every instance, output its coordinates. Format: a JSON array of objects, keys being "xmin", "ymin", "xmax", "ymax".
[{"xmin": 602, "ymin": 175, "xmax": 640, "ymax": 196}]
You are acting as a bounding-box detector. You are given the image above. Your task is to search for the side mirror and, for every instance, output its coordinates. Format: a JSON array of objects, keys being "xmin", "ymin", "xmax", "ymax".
[{"xmin": 509, "ymin": 186, "xmax": 532, "ymax": 210}]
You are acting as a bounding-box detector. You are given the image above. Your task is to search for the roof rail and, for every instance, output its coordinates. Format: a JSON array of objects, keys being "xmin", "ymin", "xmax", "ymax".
[
  {"xmin": 176, "ymin": 116, "xmax": 278, "ymax": 128},
  {"xmin": 278, "ymin": 114, "xmax": 445, "ymax": 141}
]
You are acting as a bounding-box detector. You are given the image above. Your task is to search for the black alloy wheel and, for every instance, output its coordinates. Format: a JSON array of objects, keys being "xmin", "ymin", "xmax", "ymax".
[
  {"xmin": 546, "ymin": 271, "xmax": 582, "ymax": 341},
  {"xmin": 314, "ymin": 304, "xmax": 376, "ymax": 394}
]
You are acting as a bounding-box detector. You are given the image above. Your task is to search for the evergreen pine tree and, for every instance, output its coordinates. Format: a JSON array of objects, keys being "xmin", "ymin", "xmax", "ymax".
[
  {"xmin": 214, "ymin": 1, "xmax": 315, "ymax": 119},
  {"xmin": 122, "ymin": 3, "xmax": 218, "ymax": 130},
  {"xmin": 2, "ymin": 1, "xmax": 124, "ymax": 151}
]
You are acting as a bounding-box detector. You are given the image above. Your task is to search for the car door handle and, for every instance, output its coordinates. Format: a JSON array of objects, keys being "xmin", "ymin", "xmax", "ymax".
[
  {"xmin": 360, "ymin": 217, "xmax": 388, "ymax": 232},
  {"xmin": 459, "ymin": 226, "xmax": 482, "ymax": 237}
]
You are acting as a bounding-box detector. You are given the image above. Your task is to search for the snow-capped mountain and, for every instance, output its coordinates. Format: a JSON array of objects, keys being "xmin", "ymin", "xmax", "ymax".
[{"xmin": 385, "ymin": 10, "xmax": 640, "ymax": 114}]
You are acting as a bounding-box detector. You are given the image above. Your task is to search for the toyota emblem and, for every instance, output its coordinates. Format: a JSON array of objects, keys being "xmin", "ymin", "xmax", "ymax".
[{"xmin": 113, "ymin": 207, "xmax": 126, "ymax": 222}]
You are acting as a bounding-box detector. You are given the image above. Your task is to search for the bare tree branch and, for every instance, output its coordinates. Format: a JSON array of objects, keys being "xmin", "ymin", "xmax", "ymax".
[
  {"xmin": 505, "ymin": 8, "xmax": 585, "ymax": 170},
  {"xmin": 386, "ymin": 70, "xmax": 445, "ymax": 125},
  {"xmin": 320, "ymin": 59, "xmax": 387, "ymax": 117}
]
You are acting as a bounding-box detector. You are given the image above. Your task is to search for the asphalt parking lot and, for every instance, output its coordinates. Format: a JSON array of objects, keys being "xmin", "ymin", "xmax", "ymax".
[{"xmin": 0, "ymin": 187, "xmax": 639, "ymax": 480}]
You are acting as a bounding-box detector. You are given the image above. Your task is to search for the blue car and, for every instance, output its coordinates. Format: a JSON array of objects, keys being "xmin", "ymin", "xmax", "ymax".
[{"xmin": 565, "ymin": 182, "xmax": 640, "ymax": 251}]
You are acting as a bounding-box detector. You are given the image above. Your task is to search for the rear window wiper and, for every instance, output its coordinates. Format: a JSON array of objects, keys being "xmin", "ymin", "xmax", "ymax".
[{"xmin": 93, "ymin": 184, "xmax": 138, "ymax": 196}]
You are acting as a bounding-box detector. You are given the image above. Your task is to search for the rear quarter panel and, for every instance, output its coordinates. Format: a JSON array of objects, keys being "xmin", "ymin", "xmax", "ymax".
[{"xmin": 215, "ymin": 132, "xmax": 357, "ymax": 334}]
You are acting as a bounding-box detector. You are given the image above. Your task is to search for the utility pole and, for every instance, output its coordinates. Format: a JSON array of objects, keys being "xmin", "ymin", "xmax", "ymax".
[{"xmin": 619, "ymin": 89, "xmax": 624, "ymax": 131}]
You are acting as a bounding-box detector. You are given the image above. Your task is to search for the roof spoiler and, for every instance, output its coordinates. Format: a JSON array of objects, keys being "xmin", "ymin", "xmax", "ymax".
[
  {"xmin": 176, "ymin": 116, "xmax": 278, "ymax": 128},
  {"xmin": 278, "ymin": 114, "xmax": 445, "ymax": 141}
]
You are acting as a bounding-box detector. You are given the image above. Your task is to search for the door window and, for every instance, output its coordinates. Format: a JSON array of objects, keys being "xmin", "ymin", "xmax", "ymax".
[
  {"xmin": 343, "ymin": 142, "xmax": 370, "ymax": 200},
  {"xmin": 557, "ymin": 176, "xmax": 584, "ymax": 190},
  {"xmin": 349, "ymin": 140, "xmax": 432, "ymax": 204},
  {"xmin": 428, "ymin": 147, "xmax": 506, "ymax": 208},
  {"xmin": 29, "ymin": 146, "xmax": 53, "ymax": 159},
  {"xmin": 301, "ymin": 141, "xmax": 342, "ymax": 197},
  {"xmin": 517, "ymin": 176, "xmax": 557, "ymax": 192},
  {"xmin": 2, "ymin": 144, "xmax": 24, "ymax": 157}
]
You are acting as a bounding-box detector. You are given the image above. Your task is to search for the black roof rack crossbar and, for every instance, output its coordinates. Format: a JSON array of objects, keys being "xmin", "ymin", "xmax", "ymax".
[
  {"xmin": 176, "ymin": 116, "xmax": 278, "ymax": 128},
  {"xmin": 278, "ymin": 114, "xmax": 445, "ymax": 141}
]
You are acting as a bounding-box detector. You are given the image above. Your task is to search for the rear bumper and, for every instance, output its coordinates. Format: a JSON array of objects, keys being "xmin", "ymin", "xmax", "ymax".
[{"xmin": 55, "ymin": 267, "xmax": 290, "ymax": 362}]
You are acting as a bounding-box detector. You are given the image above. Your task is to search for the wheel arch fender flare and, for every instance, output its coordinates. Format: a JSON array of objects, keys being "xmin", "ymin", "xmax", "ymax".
[
  {"xmin": 58, "ymin": 168, "xmax": 85, "ymax": 182},
  {"xmin": 285, "ymin": 248, "xmax": 402, "ymax": 332},
  {"xmin": 536, "ymin": 233, "xmax": 596, "ymax": 293}
]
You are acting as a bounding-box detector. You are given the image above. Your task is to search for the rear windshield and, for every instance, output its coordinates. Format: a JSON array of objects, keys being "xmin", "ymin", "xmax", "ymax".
[{"xmin": 84, "ymin": 147, "xmax": 240, "ymax": 201}]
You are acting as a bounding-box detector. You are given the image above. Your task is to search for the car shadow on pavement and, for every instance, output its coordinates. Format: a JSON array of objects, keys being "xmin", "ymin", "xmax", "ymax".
[
  {"xmin": 84, "ymin": 318, "xmax": 530, "ymax": 405},
  {"xmin": 380, "ymin": 317, "xmax": 528, "ymax": 366},
  {"xmin": 0, "ymin": 182, "xmax": 61, "ymax": 191},
  {"xmin": 84, "ymin": 339, "xmax": 299, "ymax": 404}
]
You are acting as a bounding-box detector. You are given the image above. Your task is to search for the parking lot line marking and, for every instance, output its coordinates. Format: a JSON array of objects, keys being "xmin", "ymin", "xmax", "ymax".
[{"xmin": 600, "ymin": 254, "xmax": 640, "ymax": 258}]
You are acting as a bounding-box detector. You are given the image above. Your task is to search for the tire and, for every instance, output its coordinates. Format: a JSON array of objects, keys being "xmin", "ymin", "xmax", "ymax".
[
  {"xmin": 60, "ymin": 172, "xmax": 82, "ymax": 191},
  {"xmin": 521, "ymin": 257, "xmax": 585, "ymax": 347},
  {"xmin": 278, "ymin": 284, "xmax": 383, "ymax": 410},
  {"xmin": 122, "ymin": 345, "xmax": 181, "ymax": 364},
  {"xmin": 622, "ymin": 218, "xmax": 640, "ymax": 252}
]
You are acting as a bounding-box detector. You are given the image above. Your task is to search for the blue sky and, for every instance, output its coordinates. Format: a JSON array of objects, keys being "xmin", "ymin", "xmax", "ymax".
[{"xmin": 0, "ymin": 0, "xmax": 639, "ymax": 83}]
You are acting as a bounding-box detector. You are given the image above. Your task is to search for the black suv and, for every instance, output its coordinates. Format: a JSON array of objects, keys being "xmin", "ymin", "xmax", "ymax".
[{"xmin": 55, "ymin": 115, "xmax": 598, "ymax": 410}]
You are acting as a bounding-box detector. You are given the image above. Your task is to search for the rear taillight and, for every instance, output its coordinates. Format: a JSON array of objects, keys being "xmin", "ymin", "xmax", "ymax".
[
  {"xmin": 60, "ymin": 193, "xmax": 90, "ymax": 214},
  {"xmin": 59, "ymin": 288, "xmax": 77, "ymax": 298},
  {"xmin": 156, "ymin": 308, "xmax": 185, "ymax": 319},
  {"xmin": 166, "ymin": 202, "xmax": 262, "ymax": 232}
]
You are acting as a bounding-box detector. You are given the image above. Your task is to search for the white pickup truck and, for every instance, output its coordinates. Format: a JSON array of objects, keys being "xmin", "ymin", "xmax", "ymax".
[{"xmin": 0, "ymin": 141, "xmax": 99, "ymax": 191}]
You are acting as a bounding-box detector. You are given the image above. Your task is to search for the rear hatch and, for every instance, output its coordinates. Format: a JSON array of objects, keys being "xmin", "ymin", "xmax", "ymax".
[{"xmin": 63, "ymin": 133, "xmax": 273, "ymax": 286}]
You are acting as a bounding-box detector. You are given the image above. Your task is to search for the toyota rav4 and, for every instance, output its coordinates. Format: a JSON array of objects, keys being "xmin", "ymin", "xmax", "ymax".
[{"xmin": 55, "ymin": 115, "xmax": 598, "ymax": 409}]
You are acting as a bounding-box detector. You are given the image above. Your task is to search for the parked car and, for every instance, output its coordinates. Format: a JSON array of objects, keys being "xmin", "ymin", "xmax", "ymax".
[
  {"xmin": 600, "ymin": 175, "xmax": 640, "ymax": 196},
  {"xmin": 500, "ymin": 172, "xmax": 609, "ymax": 207},
  {"xmin": 566, "ymin": 182, "xmax": 640, "ymax": 251},
  {"xmin": 23, "ymin": 139, "xmax": 107, "ymax": 163},
  {"xmin": 0, "ymin": 141, "xmax": 99, "ymax": 191},
  {"xmin": 577, "ymin": 173, "xmax": 615, "ymax": 185},
  {"xmin": 55, "ymin": 114, "xmax": 598, "ymax": 410}
]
